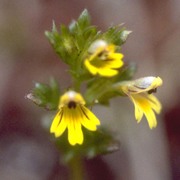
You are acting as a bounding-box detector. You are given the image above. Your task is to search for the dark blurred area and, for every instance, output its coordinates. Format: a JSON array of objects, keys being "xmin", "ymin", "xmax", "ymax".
[
  {"xmin": 0, "ymin": 0, "xmax": 180, "ymax": 179},
  {"xmin": 164, "ymin": 101, "xmax": 180, "ymax": 180}
]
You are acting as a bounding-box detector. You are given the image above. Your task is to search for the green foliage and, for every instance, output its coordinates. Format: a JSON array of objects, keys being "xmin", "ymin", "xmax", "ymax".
[
  {"xmin": 45, "ymin": 9, "xmax": 132, "ymax": 85},
  {"xmin": 27, "ymin": 78, "xmax": 60, "ymax": 110},
  {"xmin": 102, "ymin": 26, "xmax": 131, "ymax": 46},
  {"xmin": 84, "ymin": 63, "xmax": 136, "ymax": 106},
  {"xmin": 45, "ymin": 9, "xmax": 99, "ymax": 78},
  {"xmin": 54, "ymin": 127, "xmax": 120, "ymax": 163}
]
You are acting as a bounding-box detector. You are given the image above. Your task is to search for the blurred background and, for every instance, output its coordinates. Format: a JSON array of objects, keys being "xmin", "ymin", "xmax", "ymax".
[{"xmin": 0, "ymin": 0, "xmax": 180, "ymax": 179}]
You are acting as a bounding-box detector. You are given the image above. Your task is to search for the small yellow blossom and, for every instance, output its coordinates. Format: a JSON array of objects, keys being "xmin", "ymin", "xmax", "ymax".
[
  {"xmin": 84, "ymin": 40, "xmax": 124, "ymax": 77},
  {"xmin": 50, "ymin": 90, "xmax": 100, "ymax": 145},
  {"xmin": 118, "ymin": 76, "xmax": 163, "ymax": 129}
]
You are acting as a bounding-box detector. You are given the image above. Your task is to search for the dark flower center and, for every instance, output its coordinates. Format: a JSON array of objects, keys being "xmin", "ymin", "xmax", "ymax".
[
  {"xmin": 68, "ymin": 101, "xmax": 77, "ymax": 109},
  {"xmin": 148, "ymin": 88, "xmax": 157, "ymax": 94}
]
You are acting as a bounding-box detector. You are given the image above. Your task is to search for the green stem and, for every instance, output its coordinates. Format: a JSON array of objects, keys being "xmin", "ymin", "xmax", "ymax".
[
  {"xmin": 69, "ymin": 156, "xmax": 84, "ymax": 180},
  {"xmin": 74, "ymin": 79, "xmax": 81, "ymax": 92}
]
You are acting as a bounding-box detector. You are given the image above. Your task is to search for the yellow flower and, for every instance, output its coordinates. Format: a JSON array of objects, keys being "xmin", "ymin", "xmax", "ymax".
[
  {"xmin": 118, "ymin": 76, "xmax": 163, "ymax": 129},
  {"xmin": 84, "ymin": 40, "xmax": 124, "ymax": 77},
  {"xmin": 50, "ymin": 90, "xmax": 100, "ymax": 145}
]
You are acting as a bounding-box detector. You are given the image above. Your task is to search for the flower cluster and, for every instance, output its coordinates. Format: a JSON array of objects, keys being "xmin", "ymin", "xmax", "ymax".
[
  {"xmin": 28, "ymin": 9, "xmax": 163, "ymax": 147},
  {"xmin": 50, "ymin": 38, "xmax": 125, "ymax": 145}
]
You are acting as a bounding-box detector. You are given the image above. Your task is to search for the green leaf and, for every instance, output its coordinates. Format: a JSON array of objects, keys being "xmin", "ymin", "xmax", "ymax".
[
  {"xmin": 78, "ymin": 9, "xmax": 90, "ymax": 27},
  {"xmin": 120, "ymin": 30, "xmax": 132, "ymax": 43},
  {"xmin": 69, "ymin": 9, "xmax": 90, "ymax": 33},
  {"xmin": 102, "ymin": 26, "xmax": 131, "ymax": 46},
  {"xmin": 45, "ymin": 23, "xmax": 77, "ymax": 65},
  {"xmin": 27, "ymin": 78, "xmax": 60, "ymax": 110},
  {"xmin": 68, "ymin": 9, "xmax": 99, "ymax": 57},
  {"xmin": 114, "ymin": 63, "xmax": 137, "ymax": 81}
]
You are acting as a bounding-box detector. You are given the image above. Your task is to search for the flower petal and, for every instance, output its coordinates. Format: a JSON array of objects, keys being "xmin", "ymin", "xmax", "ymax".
[
  {"xmin": 68, "ymin": 109, "xmax": 83, "ymax": 146},
  {"xmin": 79, "ymin": 106, "xmax": 100, "ymax": 131},
  {"xmin": 81, "ymin": 106, "xmax": 100, "ymax": 125},
  {"xmin": 130, "ymin": 93, "xmax": 160, "ymax": 128},
  {"xmin": 84, "ymin": 59, "xmax": 98, "ymax": 75},
  {"xmin": 73, "ymin": 108, "xmax": 84, "ymax": 144},
  {"xmin": 54, "ymin": 109, "xmax": 67, "ymax": 137},
  {"xmin": 146, "ymin": 94, "xmax": 162, "ymax": 114},
  {"xmin": 50, "ymin": 110, "xmax": 62, "ymax": 133},
  {"xmin": 98, "ymin": 68, "xmax": 118, "ymax": 77},
  {"xmin": 144, "ymin": 108, "xmax": 157, "ymax": 129},
  {"xmin": 108, "ymin": 53, "xmax": 124, "ymax": 68},
  {"xmin": 67, "ymin": 109, "xmax": 83, "ymax": 145},
  {"xmin": 132, "ymin": 97, "xmax": 144, "ymax": 122}
]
